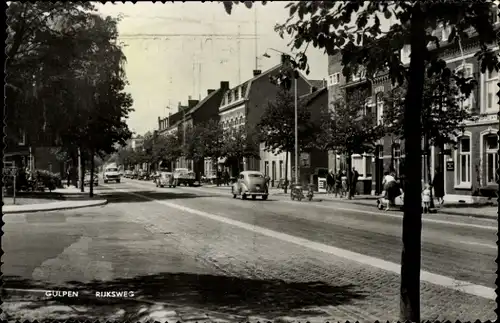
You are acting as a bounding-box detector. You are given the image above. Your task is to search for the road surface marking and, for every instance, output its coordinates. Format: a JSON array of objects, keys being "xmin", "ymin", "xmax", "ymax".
[
  {"xmin": 112, "ymin": 187, "xmax": 495, "ymax": 301},
  {"xmin": 123, "ymin": 181, "xmax": 496, "ymax": 231},
  {"xmin": 453, "ymin": 240, "xmax": 497, "ymax": 249}
]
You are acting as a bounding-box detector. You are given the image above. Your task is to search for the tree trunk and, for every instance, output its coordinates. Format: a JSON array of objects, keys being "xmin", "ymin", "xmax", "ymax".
[
  {"xmin": 346, "ymin": 152, "xmax": 352, "ymax": 200},
  {"xmin": 400, "ymin": 4, "xmax": 425, "ymax": 322},
  {"xmin": 79, "ymin": 148, "xmax": 85, "ymax": 193},
  {"xmin": 89, "ymin": 149, "xmax": 95, "ymax": 198},
  {"xmin": 284, "ymin": 150, "xmax": 289, "ymax": 194}
]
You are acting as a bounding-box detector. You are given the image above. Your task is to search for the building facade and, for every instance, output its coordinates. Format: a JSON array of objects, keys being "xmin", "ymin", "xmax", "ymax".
[
  {"xmin": 326, "ymin": 20, "xmax": 499, "ymax": 200},
  {"xmin": 217, "ymin": 65, "xmax": 314, "ymax": 178}
]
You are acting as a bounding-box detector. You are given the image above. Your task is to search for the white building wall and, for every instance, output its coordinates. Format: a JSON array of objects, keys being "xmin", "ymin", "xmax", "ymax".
[{"xmin": 259, "ymin": 142, "xmax": 292, "ymax": 185}]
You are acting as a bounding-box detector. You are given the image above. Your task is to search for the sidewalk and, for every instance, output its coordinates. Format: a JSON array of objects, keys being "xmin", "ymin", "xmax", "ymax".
[
  {"xmin": 3, "ymin": 186, "xmax": 108, "ymax": 214},
  {"xmin": 201, "ymin": 185, "xmax": 498, "ymax": 219}
]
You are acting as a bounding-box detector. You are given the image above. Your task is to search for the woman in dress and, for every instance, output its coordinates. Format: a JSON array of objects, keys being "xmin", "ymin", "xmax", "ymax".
[
  {"xmin": 432, "ymin": 168, "xmax": 445, "ymax": 205},
  {"xmin": 382, "ymin": 171, "xmax": 398, "ymax": 211}
]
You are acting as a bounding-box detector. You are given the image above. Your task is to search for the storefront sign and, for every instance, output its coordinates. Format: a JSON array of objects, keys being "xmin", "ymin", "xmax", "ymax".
[
  {"xmin": 318, "ymin": 177, "xmax": 327, "ymax": 193},
  {"xmin": 446, "ymin": 161, "xmax": 454, "ymax": 171}
]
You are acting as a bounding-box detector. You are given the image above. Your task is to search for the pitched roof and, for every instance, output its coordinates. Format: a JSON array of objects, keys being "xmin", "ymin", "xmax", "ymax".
[
  {"xmin": 187, "ymin": 88, "xmax": 221, "ymax": 115},
  {"xmin": 309, "ymin": 79, "xmax": 326, "ymax": 89},
  {"xmin": 300, "ymin": 87, "xmax": 328, "ymax": 106}
]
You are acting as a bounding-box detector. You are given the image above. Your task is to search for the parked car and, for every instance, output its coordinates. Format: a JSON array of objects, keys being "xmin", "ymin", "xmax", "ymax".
[
  {"xmin": 155, "ymin": 171, "xmax": 175, "ymax": 188},
  {"xmin": 131, "ymin": 170, "xmax": 139, "ymax": 179},
  {"xmin": 103, "ymin": 166, "xmax": 121, "ymax": 183},
  {"xmin": 124, "ymin": 170, "xmax": 133, "ymax": 178},
  {"xmin": 231, "ymin": 171, "xmax": 268, "ymax": 200}
]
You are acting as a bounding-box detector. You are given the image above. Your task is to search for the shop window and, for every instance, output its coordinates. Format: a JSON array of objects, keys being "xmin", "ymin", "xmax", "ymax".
[
  {"xmin": 456, "ymin": 136, "xmax": 471, "ymax": 186},
  {"xmin": 485, "ymin": 134, "xmax": 499, "ymax": 184}
]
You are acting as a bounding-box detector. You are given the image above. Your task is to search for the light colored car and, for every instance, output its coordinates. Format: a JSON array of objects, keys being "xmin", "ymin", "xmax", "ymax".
[
  {"xmin": 231, "ymin": 171, "xmax": 269, "ymax": 200},
  {"xmin": 156, "ymin": 172, "xmax": 175, "ymax": 188},
  {"xmin": 103, "ymin": 166, "xmax": 121, "ymax": 183}
]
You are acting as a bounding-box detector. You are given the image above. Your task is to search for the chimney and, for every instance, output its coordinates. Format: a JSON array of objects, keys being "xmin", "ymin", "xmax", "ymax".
[
  {"xmin": 188, "ymin": 95, "xmax": 192, "ymax": 100},
  {"xmin": 253, "ymin": 70, "xmax": 262, "ymax": 77},
  {"xmin": 207, "ymin": 89, "xmax": 216, "ymax": 95},
  {"xmin": 158, "ymin": 116, "xmax": 161, "ymax": 129},
  {"xmin": 220, "ymin": 81, "xmax": 229, "ymax": 90},
  {"xmin": 188, "ymin": 99, "xmax": 199, "ymax": 109},
  {"xmin": 323, "ymin": 78, "xmax": 327, "ymax": 88},
  {"xmin": 178, "ymin": 101, "xmax": 181, "ymax": 108}
]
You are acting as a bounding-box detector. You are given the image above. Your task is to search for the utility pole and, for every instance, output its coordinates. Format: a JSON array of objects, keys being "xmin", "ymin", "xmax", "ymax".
[{"xmin": 254, "ymin": 5, "xmax": 258, "ymax": 70}]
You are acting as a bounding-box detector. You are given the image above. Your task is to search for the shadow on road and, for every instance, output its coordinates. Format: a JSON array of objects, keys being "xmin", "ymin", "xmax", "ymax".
[
  {"xmin": 98, "ymin": 190, "xmax": 220, "ymax": 204},
  {"xmin": 4, "ymin": 273, "xmax": 367, "ymax": 321}
]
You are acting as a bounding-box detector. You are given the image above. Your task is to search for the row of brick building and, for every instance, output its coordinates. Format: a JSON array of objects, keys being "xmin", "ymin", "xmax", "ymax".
[
  {"xmin": 155, "ymin": 65, "xmax": 329, "ymax": 188},
  {"xmin": 326, "ymin": 24, "xmax": 499, "ymax": 202},
  {"xmin": 155, "ymin": 22, "xmax": 498, "ymax": 200}
]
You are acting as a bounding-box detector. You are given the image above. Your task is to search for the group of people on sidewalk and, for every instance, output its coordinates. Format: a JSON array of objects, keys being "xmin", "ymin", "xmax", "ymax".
[
  {"xmin": 379, "ymin": 168, "xmax": 445, "ymax": 212},
  {"xmin": 325, "ymin": 167, "xmax": 360, "ymax": 198}
]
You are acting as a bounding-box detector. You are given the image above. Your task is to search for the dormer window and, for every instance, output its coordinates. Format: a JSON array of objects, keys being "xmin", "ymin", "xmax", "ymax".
[
  {"xmin": 227, "ymin": 91, "xmax": 233, "ymax": 104},
  {"xmin": 234, "ymin": 88, "xmax": 239, "ymax": 100}
]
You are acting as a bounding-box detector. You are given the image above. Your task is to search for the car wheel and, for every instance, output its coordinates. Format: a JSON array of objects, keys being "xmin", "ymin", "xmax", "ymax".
[
  {"xmin": 104, "ymin": 180, "xmax": 108, "ymax": 184},
  {"xmin": 242, "ymin": 194, "xmax": 247, "ymax": 200},
  {"xmin": 155, "ymin": 182, "xmax": 158, "ymax": 187},
  {"xmin": 252, "ymin": 195, "xmax": 256, "ymax": 200},
  {"xmin": 160, "ymin": 185, "xmax": 164, "ymax": 188},
  {"xmin": 117, "ymin": 180, "xmax": 120, "ymax": 183},
  {"xmin": 262, "ymin": 195, "xmax": 268, "ymax": 200}
]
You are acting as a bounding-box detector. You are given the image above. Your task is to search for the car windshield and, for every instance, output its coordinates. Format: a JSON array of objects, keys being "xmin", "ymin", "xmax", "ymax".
[
  {"xmin": 248, "ymin": 174, "xmax": 264, "ymax": 178},
  {"xmin": 106, "ymin": 168, "xmax": 118, "ymax": 172}
]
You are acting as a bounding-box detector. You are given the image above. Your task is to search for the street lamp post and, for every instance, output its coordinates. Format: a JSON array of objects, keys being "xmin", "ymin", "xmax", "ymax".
[{"xmin": 263, "ymin": 48, "xmax": 299, "ymax": 184}]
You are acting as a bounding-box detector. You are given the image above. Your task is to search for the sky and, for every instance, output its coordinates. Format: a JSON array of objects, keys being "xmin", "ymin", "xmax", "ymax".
[{"xmin": 95, "ymin": 2, "xmax": 329, "ymax": 135}]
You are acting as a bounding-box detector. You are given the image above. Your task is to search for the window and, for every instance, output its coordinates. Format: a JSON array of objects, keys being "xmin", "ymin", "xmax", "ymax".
[
  {"xmin": 484, "ymin": 68, "xmax": 499, "ymax": 112},
  {"xmin": 227, "ymin": 92, "xmax": 233, "ymax": 104},
  {"xmin": 456, "ymin": 136, "xmax": 471, "ymax": 185},
  {"xmin": 485, "ymin": 134, "xmax": 498, "ymax": 184},
  {"xmin": 18, "ymin": 128, "xmax": 26, "ymax": 146},
  {"xmin": 279, "ymin": 160, "xmax": 283, "ymax": 179},
  {"xmin": 364, "ymin": 97, "xmax": 373, "ymax": 117},
  {"xmin": 272, "ymin": 161, "xmax": 276, "ymax": 181},
  {"xmin": 455, "ymin": 64, "xmax": 474, "ymax": 111},
  {"xmin": 376, "ymin": 92, "xmax": 384, "ymax": 125},
  {"xmin": 328, "ymin": 73, "xmax": 340, "ymax": 86},
  {"xmin": 234, "ymin": 88, "xmax": 239, "ymax": 100},
  {"xmin": 264, "ymin": 161, "xmax": 269, "ymax": 176}
]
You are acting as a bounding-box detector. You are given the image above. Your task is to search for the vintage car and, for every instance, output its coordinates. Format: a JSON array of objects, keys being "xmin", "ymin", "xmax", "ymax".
[
  {"xmin": 155, "ymin": 171, "xmax": 175, "ymax": 188},
  {"xmin": 173, "ymin": 168, "xmax": 198, "ymax": 186},
  {"xmin": 231, "ymin": 171, "xmax": 268, "ymax": 200},
  {"xmin": 124, "ymin": 170, "xmax": 133, "ymax": 178}
]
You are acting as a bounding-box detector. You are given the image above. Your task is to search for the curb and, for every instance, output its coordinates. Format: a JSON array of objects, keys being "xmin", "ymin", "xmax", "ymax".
[
  {"xmin": 2, "ymin": 200, "xmax": 108, "ymax": 214},
  {"xmin": 316, "ymin": 197, "xmax": 498, "ymax": 220}
]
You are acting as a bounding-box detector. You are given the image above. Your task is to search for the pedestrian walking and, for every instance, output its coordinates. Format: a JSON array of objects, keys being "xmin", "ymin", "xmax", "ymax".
[
  {"xmin": 66, "ymin": 165, "xmax": 71, "ymax": 187},
  {"xmin": 341, "ymin": 170, "xmax": 348, "ymax": 197},
  {"xmin": 326, "ymin": 169, "xmax": 335, "ymax": 194},
  {"xmin": 422, "ymin": 183, "xmax": 432, "ymax": 213},
  {"xmin": 432, "ymin": 168, "xmax": 445, "ymax": 205},
  {"xmin": 350, "ymin": 167, "xmax": 359, "ymax": 197},
  {"xmin": 334, "ymin": 170, "xmax": 343, "ymax": 198}
]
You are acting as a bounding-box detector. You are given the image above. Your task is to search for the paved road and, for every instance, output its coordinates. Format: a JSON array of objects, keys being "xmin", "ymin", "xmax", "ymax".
[{"xmin": 3, "ymin": 178, "xmax": 496, "ymax": 322}]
